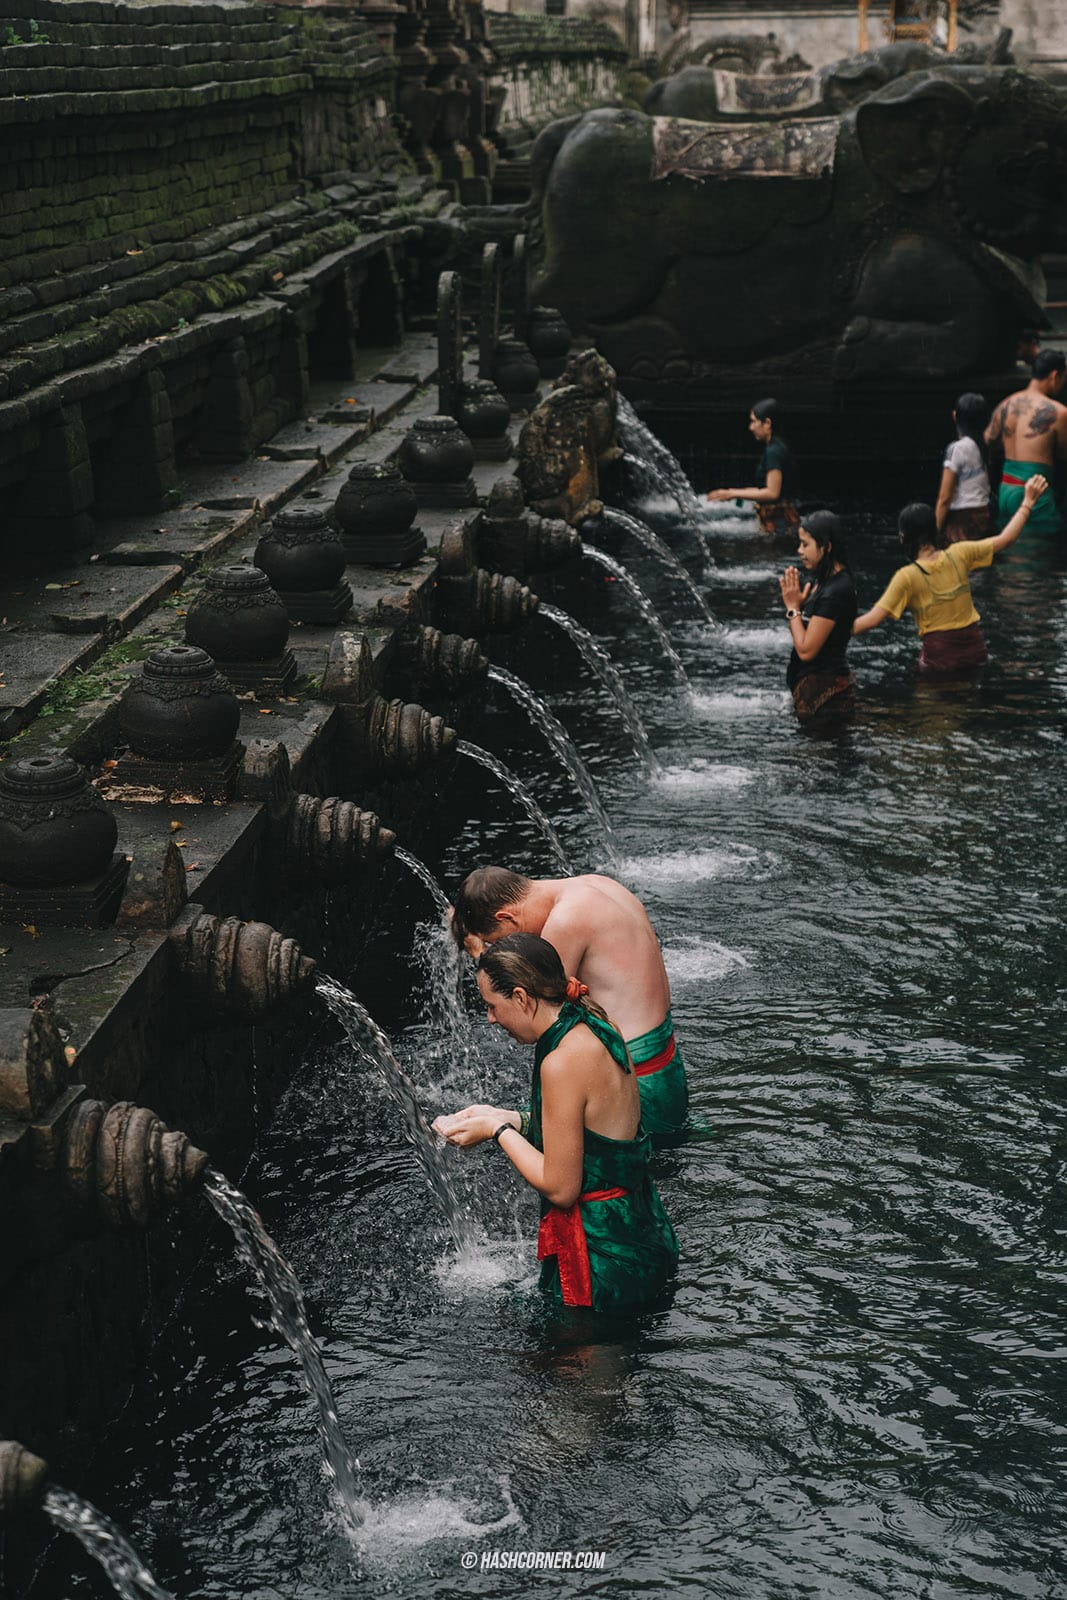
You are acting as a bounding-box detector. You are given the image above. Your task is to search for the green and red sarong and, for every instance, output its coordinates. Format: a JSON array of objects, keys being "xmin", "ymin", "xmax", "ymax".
[
  {"xmin": 626, "ymin": 1011, "xmax": 689, "ymax": 1137},
  {"xmin": 998, "ymin": 460, "xmax": 1061, "ymax": 534},
  {"xmin": 528, "ymin": 1001, "xmax": 679, "ymax": 1313}
]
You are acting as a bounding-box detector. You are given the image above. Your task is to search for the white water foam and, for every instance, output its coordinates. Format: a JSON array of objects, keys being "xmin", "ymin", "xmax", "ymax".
[
  {"xmin": 652, "ymin": 761, "xmax": 756, "ymax": 795},
  {"xmin": 710, "ymin": 563, "xmax": 782, "ymax": 585},
  {"xmin": 722, "ymin": 624, "xmax": 793, "ymax": 654},
  {"xmin": 353, "ymin": 1481, "xmax": 522, "ymax": 1556},
  {"xmin": 689, "ymin": 687, "xmax": 791, "ymax": 719},
  {"xmin": 435, "ymin": 1237, "xmax": 534, "ymax": 1296},
  {"xmin": 621, "ymin": 844, "xmax": 780, "ymax": 886},
  {"xmin": 663, "ymin": 939, "xmax": 752, "ymax": 984}
]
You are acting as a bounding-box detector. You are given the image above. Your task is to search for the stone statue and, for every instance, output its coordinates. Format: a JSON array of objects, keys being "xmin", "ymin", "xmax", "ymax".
[
  {"xmin": 529, "ymin": 65, "xmax": 1067, "ymax": 384},
  {"xmin": 517, "ymin": 384, "xmax": 603, "ymax": 525},
  {"xmin": 644, "ymin": 34, "xmax": 1013, "ymax": 122},
  {"xmin": 552, "ymin": 349, "xmax": 621, "ymax": 469}
]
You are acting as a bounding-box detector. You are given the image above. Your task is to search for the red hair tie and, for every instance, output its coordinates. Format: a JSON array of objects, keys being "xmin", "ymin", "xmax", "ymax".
[{"xmin": 565, "ymin": 977, "xmax": 589, "ymax": 1001}]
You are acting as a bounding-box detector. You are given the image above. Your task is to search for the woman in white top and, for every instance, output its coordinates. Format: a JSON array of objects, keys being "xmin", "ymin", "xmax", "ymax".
[{"xmin": 936, "ymin": 392, "xmax": 992, "ymax": 545}]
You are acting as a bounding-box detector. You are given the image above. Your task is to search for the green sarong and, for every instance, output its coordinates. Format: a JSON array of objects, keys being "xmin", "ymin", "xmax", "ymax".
[
  {"xmin": 528, "ymin": 1001, "xmax": 679, "ymax": 1314},
  {"xmin": 998, "ymin": 459, "xmax": 1062, "ymax": 534},
  {"xmin": 627, "ymin": 1010, "xmax": 689, "ymax": 1137}
]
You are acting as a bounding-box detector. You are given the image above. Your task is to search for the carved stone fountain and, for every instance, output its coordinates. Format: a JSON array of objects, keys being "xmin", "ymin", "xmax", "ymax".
[
  {"xmin": 433, "ymin": 522, "xmax": 540, "ymax": 636},
  {"xmin": 240, "ymin": 737, "xmax": 397, "ymax": 885},
  {"xmin": 320, "ymin": 632, "xmax": 457, "ymax": 779},
  {"xmin": 477, "ymin": 476, "xmax": 581, "ymax": 578},
  {"xmin": 60, "ymin": 1098, "xmax": 209, "ymax": 1228}
]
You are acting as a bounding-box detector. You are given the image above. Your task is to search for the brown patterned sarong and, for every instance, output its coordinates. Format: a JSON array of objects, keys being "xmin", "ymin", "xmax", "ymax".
[
  {"xmin": 791, "ymin": 666, "xmax": 856, "ymax": 723},
  {"xmin": 944, "ymin": 507, "xmax": 991, "ymax": 545},
  {"xmin": 918, "ymin": 622, "xmax": 987, "ymax": 675},
  {"xmin": 756, "ymin": 500, "xmax": 801, "ymax": 538}
]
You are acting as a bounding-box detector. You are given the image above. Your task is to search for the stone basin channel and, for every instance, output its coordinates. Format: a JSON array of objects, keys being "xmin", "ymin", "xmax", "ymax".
[{"xmin": 15, "ymin": 460, "xmax": 1067, "ymax": 1597}]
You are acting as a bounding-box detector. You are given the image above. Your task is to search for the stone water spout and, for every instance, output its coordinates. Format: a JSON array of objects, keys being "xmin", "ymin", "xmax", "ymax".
[
  {"xmin": 169, "ymin": 905, "xmax": 317, "ymax": 1020},
  {"xmin": 396, "ymin": 625, "xmax": 489, "ymax": 696},
  {"xmin": 321, "ymin": 632, "xmax": 457, "ymax": 777},
  {"xmin": 434, "ymin": 522, "xmax": 539, "ymax": 636},
  {"xmin": 58, "ymin": 1099, "xmax": 208, "ymax": 1229},
  {"xmin": 0, "ymin": 1439, "xmax": 47, "ymax": 1521},
  {"xmin": 240, "ymin": 739, "xmax": 396, "ymax": 883},
  {"xmin": 477, "ymin": 477, "xmax": 581, "ymax": 578}
]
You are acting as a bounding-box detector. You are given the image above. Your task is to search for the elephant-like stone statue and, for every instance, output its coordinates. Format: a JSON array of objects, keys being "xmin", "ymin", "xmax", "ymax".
[
  {"xmin": 643, "ymin": 34, "xmax": 1014, "ymax": 122},
  {"xmin": 530, "ymin": 65, "xmax": 1067, "ymax": 386}
]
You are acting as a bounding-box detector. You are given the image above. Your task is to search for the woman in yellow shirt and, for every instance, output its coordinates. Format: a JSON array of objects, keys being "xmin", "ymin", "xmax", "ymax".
[{"xmin": 852, "ymin": 475, "xmax": 1047, "ymax": 673}]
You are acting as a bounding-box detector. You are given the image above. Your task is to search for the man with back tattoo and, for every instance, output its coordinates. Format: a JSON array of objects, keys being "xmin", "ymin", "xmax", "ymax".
[{"xmin": 985, "ymin": 350, "xmax": 1067, "ymax": 534}]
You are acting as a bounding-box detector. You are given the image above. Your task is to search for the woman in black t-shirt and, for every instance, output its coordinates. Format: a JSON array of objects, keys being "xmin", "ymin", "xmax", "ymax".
[
  {"xmin": 779, "ymin": 510, "xmax": 857, "ymax": 724},
  {"xmin": 706, "ymin": 397, "xmax": 799, "ymax": 536}
]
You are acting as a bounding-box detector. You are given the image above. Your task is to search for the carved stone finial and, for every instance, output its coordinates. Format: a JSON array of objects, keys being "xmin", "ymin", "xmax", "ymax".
[
  {"xmin": 62, "ymin": 1099, "xmax": 209, "ymax": 1228},
  {"xmin": 0, "ymin": 1441, "xmax": 48, "ymax": 1521},
  {"xmin": 364, "ymin": 698, "xmax": 457, "ymax": 777},
  {"xmin": 401, "ymin": 625, "xmax": 489, "ymax": 694}
]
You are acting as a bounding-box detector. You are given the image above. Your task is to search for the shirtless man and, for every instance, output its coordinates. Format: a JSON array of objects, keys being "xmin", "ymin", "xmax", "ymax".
[
  {"xmin": 451, "ymin": 866, "xmax": 688, "ymax": 1136},
  {"xmin": 985, "ymin": 349, "xmax": 1067, "ymax": 534}
]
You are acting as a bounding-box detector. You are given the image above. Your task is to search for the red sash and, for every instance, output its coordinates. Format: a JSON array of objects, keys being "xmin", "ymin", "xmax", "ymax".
[
  {"xmin": 538, "ymin": 1187, "xmax": 628, "ymax": 1307},
  {"xmin": 1001, "ymin": 473, "xmax": 1027, "ymax": 486},
  {"xmin": 633, "ymin": 1034, "xmax": 676, "ymax": 1078}
]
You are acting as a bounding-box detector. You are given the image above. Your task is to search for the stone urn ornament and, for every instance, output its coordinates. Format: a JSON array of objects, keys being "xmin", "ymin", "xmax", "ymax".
[
  {"xmin": 184, "ymin": 565, "xmax": 296, "ymax": 695},
  {"xmin": 398, "ymin": 415, "xmax": 477, "ymax": 509},
  {"xmin": 527, "ymin": 306, "xmax": 573, "ymax": 379},
  {"xmin": 332, "ymin": 462, "xmax": 425, "ymax": 566},
  {"xmin": 491, "ymin": 337, "xmax": 541, "ymax": 414},
  {"xmin": 110, "ymin": 644, "xmax": 243, "ymax": 803},
  {"xmin": 457, "ymin": 379, "xmax": 512, "ymax": 462},
  {"xmin": 0, "ymin": 755, "xmax": 128, "ymax": 926},
  {"xmin": 254, "ymin": 504, "xmax": 352, "ymax": 625}
]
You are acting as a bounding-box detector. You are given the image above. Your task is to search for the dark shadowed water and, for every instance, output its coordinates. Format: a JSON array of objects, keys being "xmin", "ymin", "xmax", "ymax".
[{"xmin": 26, "ymin": 487, "xmax": 1067, "ymax": 1600}]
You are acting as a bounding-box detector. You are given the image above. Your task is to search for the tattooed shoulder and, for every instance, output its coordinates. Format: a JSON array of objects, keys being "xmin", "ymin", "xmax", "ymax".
[{"xmin": 1026, "ymin": 402, "xmax": 1057, "ymax": 438}]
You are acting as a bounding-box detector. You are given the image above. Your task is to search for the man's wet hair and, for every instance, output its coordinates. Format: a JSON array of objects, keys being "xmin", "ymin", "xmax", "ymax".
[
  {"xmin": 1033, "ymin": 350, "xmax": 1066, "ymax": 381},
  {"xmin": 451, "ymin": 867, "xmax": 532, "ymax": 948}
]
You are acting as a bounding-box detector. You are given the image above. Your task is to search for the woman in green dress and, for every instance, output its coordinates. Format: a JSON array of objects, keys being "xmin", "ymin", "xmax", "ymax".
[{"xmin": 433, "ymin": 933, "xmax": 678, "ymax": 1314}]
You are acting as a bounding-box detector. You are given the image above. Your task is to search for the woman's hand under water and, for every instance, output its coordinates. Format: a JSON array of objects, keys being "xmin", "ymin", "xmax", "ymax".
[{"xmin": 432, "ymin": 1105, "xmax": 517, "ymax": 1147}]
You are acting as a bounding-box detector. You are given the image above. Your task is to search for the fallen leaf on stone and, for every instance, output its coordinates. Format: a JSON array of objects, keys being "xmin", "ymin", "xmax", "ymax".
[
  {"xmin": 170, "ymin": 819, "xmax": 184, "ymax": 831},
  {"xmin": 126, "ymin": 248, "xmax": 143, "ymax": 256},
  {"xmin": 174, "ymin": 840, "xmax": 187, "ymax": 848},
  {"xmin": 258, "ymin": 708, "xmax": 273, "ymax": 714},
  {"xmin": 184, "ymin": 862, "xmax": 202, "ymax": 872},
  {"xmin": 102, "ymin": 759, "xmax": 118, "ymax": 770},
  {"xmin": 0, "ymin": 948, "xmax": 9, "ymax": 957},
  {"xmin": 22, "ymin": 924, "xmax": 38, "ymax": 939},
  {"xmin": 64, "ymin": 1045, "xmax": 77, "ymax": 1066}
]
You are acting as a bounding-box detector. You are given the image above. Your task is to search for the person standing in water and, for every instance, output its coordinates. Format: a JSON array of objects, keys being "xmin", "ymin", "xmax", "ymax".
[
  {"xmin": 779, "ymin": 510, "xmax": 857, "ymax": 723},
  {"xmin": 936, "ymin": 393, "xmax": 992, "ymax": 545},
  {"xmin": 851, "ymin": 476, "xmax": 1047, "ymax": 674},
  {"xmin": 450, "ymin": 867, "xmax": 688, "ymax": 1137},
  {"xmin": 985, "ymin": 351, "xmax": 1066, "ymax": 534},
  {"xmin": 706, "ymin": 398, "xmax": 799, "ymax": 537},
  {"xmin": 433, "ymin": 934, "xmax": 678, "ymax": 1314}
]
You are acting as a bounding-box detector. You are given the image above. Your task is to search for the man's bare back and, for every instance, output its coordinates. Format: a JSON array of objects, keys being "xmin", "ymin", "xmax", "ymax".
[
  {"xmin": 472, "ymin": 874, "xmax": 671, "ymax": 1042},
  {"xmin": 987, "ymin": 383, "xmax": 1067, "ymax": 467}
]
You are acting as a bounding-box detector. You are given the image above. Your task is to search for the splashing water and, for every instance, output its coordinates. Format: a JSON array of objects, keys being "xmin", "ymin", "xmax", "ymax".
[
  {"xmin": 43, "ymin": 1488, "xmax": 174, "ymax": 1600},
  {"xmin": 316, "ymin": 977, "xmax": 480, "ymax": 1252},
  {"xmin": 487, "ymin": 665, "xmax": 617, "ymax": 861},
  {"xmin": 581, "ymin": 545, "xmax": 690, "ymax": 686},
  {"xmin": 598, "ymin": 506, "xmax": 719, "ymax": 630},
  {"xmin": 456, "ymin": 740, "xmax": 572, "ymax": 874},
  {"xmin": 537, "ymin": 603, "xmax": 656, "ymax": 773},
  {"xmin": 616, "ymin": 395, "xmax": 705, "ymax": 515},
  {"xmin": 394, "ymin": 845, "xmax": 473, "ymax": 1072},
  {"xmin": 616, "ymin": 451, "xmax": 712, "ymax": 573},
  {"xmin": 202, "ymin": 1168, "xmax": 363, "ymax": 1527}
]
